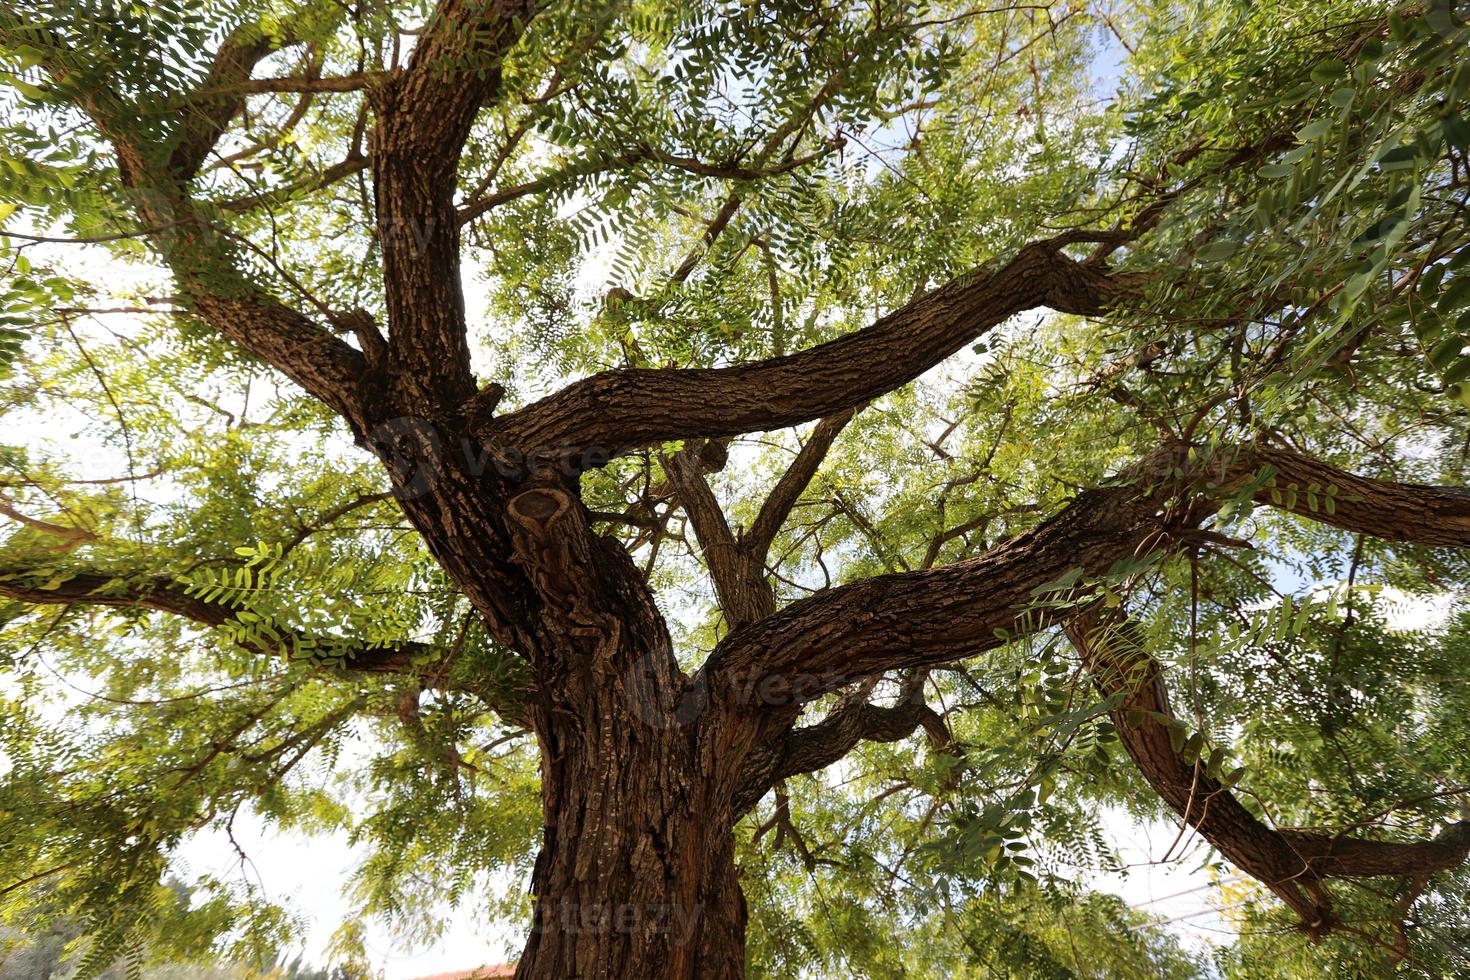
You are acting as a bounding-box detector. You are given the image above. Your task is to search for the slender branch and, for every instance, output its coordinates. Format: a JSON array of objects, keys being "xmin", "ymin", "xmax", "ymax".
[
  {"xmin": 0, "ymin": 567, "xmax": 439, "ymax": 676},
  {"xmin": 215, "ymin": 153, "xmax": 369, "ymax": 212},
  {"xmin": 0, "ymin": 496, "xmax": 98, "ymax": 549},
  {"xmin": 457, "ymin": 145, "xmax": 835, "ymax": 226},
  {"xmin": 747, "ymin": 411, "xmax": 853, "ymax": 562},
  {"xmin": 668, "ymin": 193, "xmax": 743, "ymax": 285},
  {"xmin": 281, "ymin": 491, "xmax": 394, "ymax": 554}
]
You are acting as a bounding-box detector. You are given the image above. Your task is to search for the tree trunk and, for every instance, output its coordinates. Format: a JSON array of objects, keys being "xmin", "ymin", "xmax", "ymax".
[
  {"xmin": 369, "ymin": 428, "xmax": 757, "ymax": 977},
  {"xmin": 514, "ymin": 708, "xmax": 747, "ymax": 979},
  {"xmin": 485, "ymin": 483, "xmax": 749, "ymax": 979}
]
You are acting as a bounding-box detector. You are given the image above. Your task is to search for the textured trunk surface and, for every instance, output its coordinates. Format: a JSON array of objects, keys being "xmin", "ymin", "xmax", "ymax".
[
  {"xmin": 514, "ymin": 708, "xmax": 746, "ymax": 980},
  {"xmin": 378, "ymin": 457, "xmax": 750, "ymax": 979},
  {"xmin": 505, "ymin": 491, "xmax": 749, "ymax": 980}
]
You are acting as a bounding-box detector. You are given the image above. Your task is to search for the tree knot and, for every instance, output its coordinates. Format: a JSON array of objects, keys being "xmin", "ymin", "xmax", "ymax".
[{"xmin": 508, "ymin": 487, "xmax": 573, "ymax": 534}]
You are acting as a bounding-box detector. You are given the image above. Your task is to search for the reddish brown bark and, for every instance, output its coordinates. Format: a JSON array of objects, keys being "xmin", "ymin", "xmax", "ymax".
[
  {"xmin": 484, "ymin": 244, "xmax": 1127, "ymax": 461},
  {"xmin": 1237, "ymin": 445, "xmax": 1470, "ymax": 548}
]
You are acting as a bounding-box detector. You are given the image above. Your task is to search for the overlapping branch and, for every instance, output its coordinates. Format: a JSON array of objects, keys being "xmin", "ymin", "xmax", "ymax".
[
  {"xmin": 664, "ymin": 413, "xmax": 852, "ymax": 629},
  {"xmin": 732, "ymin": 671, "xmax": 948, "ymax": 816},
  {"xmin": 710, "ymin": 439, "xmax": 1470, "ymax": 707},
  {"xmin": 708, "ymin": 443, "xmax": 1470, "ymax": 774},
  {"xmin": 456, "ymin": 145, "xmax": 839, "ymax": 226},
  {"xmin": 702, "ymin": 476, "xmax": 1198, "ymax": 710}
]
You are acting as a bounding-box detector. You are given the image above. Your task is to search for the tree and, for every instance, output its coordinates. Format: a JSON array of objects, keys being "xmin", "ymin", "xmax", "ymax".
[{"xmin": 1, "ymin": 0, "xmax": 1469, "ymax": 975}]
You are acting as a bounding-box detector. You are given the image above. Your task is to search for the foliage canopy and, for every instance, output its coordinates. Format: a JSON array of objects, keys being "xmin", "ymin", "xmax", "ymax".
[{"xmin": 2, "ymin": 0, "xmax": 1470, "ymax": 976}]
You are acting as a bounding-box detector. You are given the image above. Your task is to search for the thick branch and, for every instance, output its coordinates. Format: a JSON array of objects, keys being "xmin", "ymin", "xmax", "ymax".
[
  {"xmin": 21, "ymin": 26, "xmax": 371, "ymax": 425},
  {"xmin": 703, "ymin": 476, "xmax": 1196, "ymax": 711},
  {"xmin": 182, "ymin": 287, "xmax": 369, "ymax": 425},
  {"xmin": 370, "ymin": 0, "xmax": 538, "ymax": 406},
  {"xmin": 487, "ymin": 242, "xmax": 1124, "ymax": 461},
  {"xmin": 169, "ymin": 26, "xmax": 284, "ymax": 179},
  {"xmin": 1066, "ymin": 613, "xmax": 1470, "ymax": 937},
  {"xmin": 708, "ymin": 443, "xmax": 1470, "ymax": 727},
  {"xmin": 0, "ymin": 569, "xmax": 435, "ymax": 675},
  {"xmin": 1236, "ymin": 445, "xmax": 1470, "ymax": 548}
]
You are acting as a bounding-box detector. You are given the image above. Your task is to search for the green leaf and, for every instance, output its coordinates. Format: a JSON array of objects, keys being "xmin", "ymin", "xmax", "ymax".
[
  {"xmin": 1309, "ymin": 58, "xmax": 1346, "ymax": 83},
  {"xmin": 1197, "ymin": 240, "xmax": 1237, "ymax": 263},
  {"xmin": 1296, "ymin": 118, "xmax": 1332, "ymax": 142}
]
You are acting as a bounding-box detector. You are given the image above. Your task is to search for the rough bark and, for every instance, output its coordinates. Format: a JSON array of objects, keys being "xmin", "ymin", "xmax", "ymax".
[
  {"xmin": 495, "ymin": 485, "xmax": 748, "ymax": 979},
  {"xmin": 370, "ymin": 0, "xmax": 538, "ymax": 408},
  {"xmin": 1066, "ymin": 613, "xmax": 1470, "ymax": 938},
  {"xmin": 19, "ymin": 2, "xmax": 1470, "ymax": 971},
  {"xmin": 1235, "ymin": 445, "xmax": 1470, "ymax": 548},
  {"xmin": 484, "ymin": 243, "xmax": 1127, "ymax": 462}
]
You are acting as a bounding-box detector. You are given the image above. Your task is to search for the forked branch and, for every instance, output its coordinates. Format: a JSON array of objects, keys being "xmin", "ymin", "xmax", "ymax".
[
  {"xmin": 486, "ymin": 242, "xmax": 1126, "ymax": 461},
  {"xmin": 665, "ymin": 413, "xmax": 853, "ymax": 629},
  {"xmin": 370, "ymin": 0, "xmax": 540, "ymax": 406}
]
